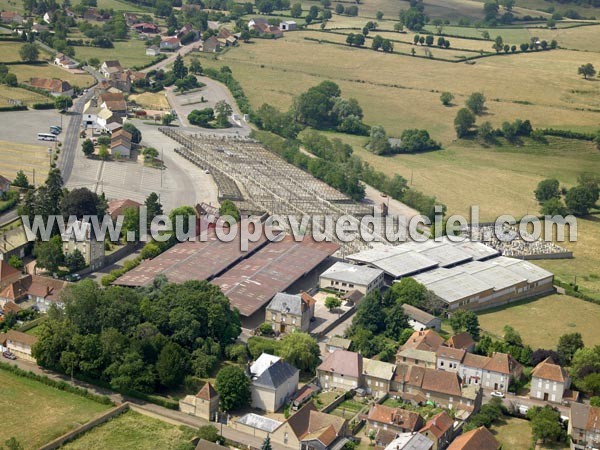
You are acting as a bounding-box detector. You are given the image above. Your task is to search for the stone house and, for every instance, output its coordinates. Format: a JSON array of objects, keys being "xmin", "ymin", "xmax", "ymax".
[
  {"xmin": 366, "ymin": 404, "xmax": 424, "ymax": 435},
  {"xmin": 179, "ymin": 382, "xmax": 219, "ymax": 420},
  {"xmin": 265, "ymin": 292, "xmax": 315, "ymax": 334},
  {"xmin": 419, "ymin": 411, "xmax": 456, "ymax": 450},
  {"xmin": 250, "ymin": 353, "xmax": 299, "ymax": 413},
  {"xmin": 317, "ymin": 350, "xmax": 362, "ymax": 391},
  {"xmin": 530, "ymin": 357, "xmax": 571, "ymax": 403}
]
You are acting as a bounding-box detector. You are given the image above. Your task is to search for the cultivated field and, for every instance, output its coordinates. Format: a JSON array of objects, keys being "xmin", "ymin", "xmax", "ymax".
[
  {"xmin": 73, "ymin": 38, "xmax": 155, "ymax": 69},
  {"xmin": 0, "ymin": 140, "xmax": 51, "ymax": 180},
  {"xmin": 477, "ymin": 293, "xmax": 600, "ymax": 349},
  {"xmin": 0, "ymin": 368, "xmax": 111, "ymax": 450},
  {"xmin": 129, "ymin": 91, "xmax": 170, "ymax": 110},
  {"xmin": 96, "ymin": 0, "xmax": 148, "ymax": 12},
  {"xmin": 62, "ymin": 410, "xmax": 195, "ymax": 450}
]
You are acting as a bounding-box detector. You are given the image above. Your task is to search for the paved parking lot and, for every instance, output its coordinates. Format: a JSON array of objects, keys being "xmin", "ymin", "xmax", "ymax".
[
  {"xmin": 0, "ymin": 109, "xmax": 64, "ymax": 145},
  {"xmin": 66, "ymin": 120, "xmax": 219, "ymax": 211}
]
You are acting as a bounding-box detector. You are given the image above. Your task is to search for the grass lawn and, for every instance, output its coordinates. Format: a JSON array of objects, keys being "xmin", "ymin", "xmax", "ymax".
[
  {"xmin": 0, "ymin": 368, "xmax": 111, "ymax": 450},
  {"xmin": 0, "ymin": 140, "xmax": 51, "ymax": 180},
  {"xmin": 74, "ymin": 39, "xmax": 154, "ymax": 69},
  {"xmin": 62, "ymin": 410, "xmax": 195, "ymax": 450},
  {"xmin": 478, "ymin": 293, "xmax": 600, "ymax": 349},
  {"xmin": 96, "ymin": 0, "xmax": 149, "ymax": 12},
  {"xmin": 490, "ymin": 416, "xmax": 568, "ymax": 449},
  {"xmin": 330, "ymin": 398, "xmax": 366, "ymax": 419}
]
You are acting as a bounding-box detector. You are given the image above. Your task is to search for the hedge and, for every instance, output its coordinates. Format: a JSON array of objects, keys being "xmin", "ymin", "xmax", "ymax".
[
  {"xmin": 0, "ymin": 104, "xmax": 27, "ymax": 112},
  {"xmin": 0, "ymin": 362, "xmax": 114, "ymax": 405},
  {"xmin": 539, "ymin": 128, "xmax": 596, "ymax": 141},
  {"xmin": 0, "ymin": 191, "xmax": 19, "ymax": 213},
  {"xmin": 555, "ymin": 278, "xmax": 600, "ymax": 305},
  {"xmin": 32, "ymin": 102, "xmax": 56, "ymax": 110},
  {"xmin": 132, "ymin": 53, "xmax": 167, "ymax": 71}
]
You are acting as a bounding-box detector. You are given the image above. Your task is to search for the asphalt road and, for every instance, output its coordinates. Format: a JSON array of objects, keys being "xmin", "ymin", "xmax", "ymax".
[{"xmin": 59, "ymin": 68, "xmax": 99, "ymax": 183}]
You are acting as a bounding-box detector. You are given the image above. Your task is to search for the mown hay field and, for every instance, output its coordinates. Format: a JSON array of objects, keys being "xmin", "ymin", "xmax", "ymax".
[{"xmin": 0, "ymin": 368, "xmax": 111, "ymax": 450}]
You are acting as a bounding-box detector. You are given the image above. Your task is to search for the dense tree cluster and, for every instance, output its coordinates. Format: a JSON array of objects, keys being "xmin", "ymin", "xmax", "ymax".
[
  {"xmin": 247, "ymin": 331, "xmax": 321, "ymax": 373},
  {"xmin": 534, "ymin": 174, "xmax": 599, "ymax": 216},
  {"xmin": 344, "ymin": 279, "xmax": 444, "ymax": 361},
  {"xmin": 399, "ymin": 0, "xmax": 428, "ymax": 31},
  {"xmin": 33, "ymin": 279, "xmax": 241, "ymax": 392}
]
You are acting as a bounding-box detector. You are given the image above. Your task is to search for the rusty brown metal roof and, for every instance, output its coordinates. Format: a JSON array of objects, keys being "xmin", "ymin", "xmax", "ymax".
[
  {"xmin": 114, "ymin": 229, "xmax": 271, "ymax": 287},
  {"xmin": 212, "ymin": 235, "xmax": 339, "ymax": 317}
]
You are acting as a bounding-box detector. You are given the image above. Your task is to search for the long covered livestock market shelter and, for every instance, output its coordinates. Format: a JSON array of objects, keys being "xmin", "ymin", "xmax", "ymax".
[
  {"xmin": 411, "ymin": 256, "xmax": 554, "ymax": 312},
  {"xmin": 112, "ymin": 226, "xmax": 278, "ymax": 288},
  {"xmin": 212, "ymin": 235, "xmax": 339, "ymax": 328}
]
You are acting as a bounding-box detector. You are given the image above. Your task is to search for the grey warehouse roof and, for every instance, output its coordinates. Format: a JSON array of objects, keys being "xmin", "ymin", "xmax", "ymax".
[{"xmin": 320, "ymin": 262, "xmax": 383, "ymax": 285}]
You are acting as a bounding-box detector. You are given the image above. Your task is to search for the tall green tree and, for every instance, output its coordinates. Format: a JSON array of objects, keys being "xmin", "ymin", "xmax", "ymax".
[
  {"xmin": 172, "ymin": 54, "xmax": 188, "ymax": 79},
  {"xmin": 34, "ymin": 235, "xmax": 64, "ymax": 273},
  {"xmin": 454, "ymin": 108, "xmax": 476, "ymax": 137},
  {"xmin": 534, "ymin": 179, "xmax": 560, "ymax": 204},
  {"xmin": 278, "ymin": 331, "xmax": 321, "ymax": 373},
  {"xmin": 19, "ymin": 43, "xmax": 39, "ymax": 62},
  {"xmin": 215, "ymin": 365, "xmax": 251, "ymax": 411},
  {"xmin": 156, "ymin": 342, "xmax": 190, "ymax": 388},
  {"xmin": 465, "ymin": 92, "xmax": 486, "ymax": 115},
  {"xmin": 12, "ymin": 170, "xmax": 30, "ymax": 188},
  {"xmin": 557, "ymin": 332, "xmax": 584, "ymax": 365},
  {"xmin": 449, "ymin": 309, "xmax": 480, "ymax": 340}
]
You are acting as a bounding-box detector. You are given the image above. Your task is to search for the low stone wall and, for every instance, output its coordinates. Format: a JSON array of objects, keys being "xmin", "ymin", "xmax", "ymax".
[
  {"xmin": 312, "ymin": 306, "xmax": 356, "ymax": 339},
  {"xmin": 231, "ymin": 421, "xmax": 270, "ymax": 440},
  {"xmin": 321, "ymin": 391, "xmax": 350, "ymax": 413},
  {"xmin": 39, "ymin": 403, "xmax": 129, "ymax": 450}
]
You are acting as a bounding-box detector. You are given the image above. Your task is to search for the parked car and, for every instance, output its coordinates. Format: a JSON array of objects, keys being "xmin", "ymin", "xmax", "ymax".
[
  {"xmin": 2, "ymin": 351, "xmax": 16, "ymax": 360},
  {"xmin": 490, "ymin": 391, "xmax": 505, "ymax": 398}
]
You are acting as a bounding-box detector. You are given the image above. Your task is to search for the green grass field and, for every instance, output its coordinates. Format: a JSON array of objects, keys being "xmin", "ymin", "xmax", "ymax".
[
  {"xmin": 477, "ymin": 293, "xmax": 600, "ymax": 349},
  {"xmin": 62, "ymin": 410, "xmax": 195, "ymax": 450},
  {"xmin": 74, "ymin": 38, "xmax": 154, "ymax": 69},
  {"xmin": 0, "ymin": 369, "xmax": 111, "ymax": 450}
]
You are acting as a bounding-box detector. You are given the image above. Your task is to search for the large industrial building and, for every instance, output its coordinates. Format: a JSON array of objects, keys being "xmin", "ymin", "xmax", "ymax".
[
  {"xmin": 114, "ymin": 230, "xmax": 338, "ymax": 328},
  {"xmin": 346, "ymin": 238, "xmax": 554, "ymax": 312}
]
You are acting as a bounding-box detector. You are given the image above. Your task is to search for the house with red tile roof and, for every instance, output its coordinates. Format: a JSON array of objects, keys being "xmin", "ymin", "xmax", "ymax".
[
  {"xmin": 530, "ymin": 357, "xmax": 572, "ymax": 403},
  {"xmin": 445, "ymin": 332, "xmax": 476, "ymax": 352},
  {"xmin": 270, "ymin": 402, "xmax": 349, "ymax": 449},
  {"xmin": 420, "ymin": 411, "xmax": 456, "ymax": 450},
  {"xmin": 0, "ymin": 274, "xmax": 67, "ymax": 312},
  {"xmin": 447, "ymin": 426, "xmax": 500, "ymax": 450},
  {"xmin": 107, "ymin": 199, "xmax": 142, "ymax": 220},
  {"xmin": 367, "ymin": 404, "xmax": 424, "ymax": 437},
  {"xmin": 481, "ymin": 352, "xmax": 523, "ymax": 393},
  {"xmin": 26, "ymin": 78, "xmax": 73, "ymax": 97},
  {"xmin": 391, "ymin": 364, "xmax": 482, "ymax": 414}
]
